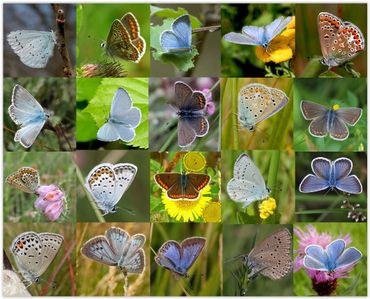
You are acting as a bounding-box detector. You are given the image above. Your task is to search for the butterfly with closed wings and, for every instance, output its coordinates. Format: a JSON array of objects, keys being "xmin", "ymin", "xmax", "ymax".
[
  {"xmin": 81, "ymin": 227, "xmax": 146, "ymax": 275},
  {"xmin": 97, "ymin": 87, "xmax": 141, "ymax": 143},
  {"xmin": 223, "ymin": 16, "xmax": 292, "ymax": 49},
  {"xmin": 227, "ymin": 154, "xmax": 270, "ymax": 209},
  {"xmin": 155, "ymin": 236, "xmax": 206, "ymax": 277},
  {"xmin": 6, "ymin": 167, "xmax": 40, "ymax": 194},
  {"xmin": 8, "ymin": 84, "xmax": 50, "ymax": 148},
  {"xmin": 300, "ymin": 100, "xmax": 362, "ymax": 141},
  {"xmin": 85, "ymin": 163, "xmax": 137, "ymax": 215},
  {"xmin": 101, "ymin": 12, "xmax": 146, "ymax": 63}
]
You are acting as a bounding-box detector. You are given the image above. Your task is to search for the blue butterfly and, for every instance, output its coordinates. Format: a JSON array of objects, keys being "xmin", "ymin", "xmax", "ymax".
[
  {"xmin": 97, "ymin": 88, "xmax": 141, "ymax": 143},
  {"xmin": 223, "ymin": 16, "xmax": 292, "ymax": 48},
  {"xmin": 160, "ymin": 14, "xmax": 192, "ymax": 53},
  {"xmin": 304, "ymin": 239, "xmax": 362, "ymax": 272},
  {"xmin": 8, "ymin": 84, "xmax": 49, "ymax": 148},
  {"xmin": 155, "ymin": 237, "xmax": 206, "ymax": 277},
  {"xmin": 299, "ymin": 157, "xmax": 362, "ymax": 194}
]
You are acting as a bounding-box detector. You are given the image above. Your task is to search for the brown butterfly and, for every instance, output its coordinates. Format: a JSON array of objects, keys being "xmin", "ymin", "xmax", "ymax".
[
  {"xmin": 101, "ymin": 12, "xmax": 146, "ymax": 63},
  {"xmin": 6, "ymin": 167, "xmax": 40, "ymax": 194},
  {"xmin": 154, "ymin": 172, "xmax": 210, "ymax": 201}
]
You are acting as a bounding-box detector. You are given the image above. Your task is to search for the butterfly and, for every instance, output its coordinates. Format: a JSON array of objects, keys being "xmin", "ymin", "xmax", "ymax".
[
  {"xmin": 101, "ymin": 12, "xmax": 146, "ymax": 63},
  {"xmin": 227, "ymin": 154, "xmax": 270, "ymax": 209},
  {"xmin": 238, "ymin": 83, "xmax": 288, "ymax": 131},
  {"xmin": 81, "ymin": 227, "xmax": 145, "ymax": 275},
  {"xmin": 299, "ymin": 157, "xmax": 362, "ymax": 194},
  {"xmin": 304, "ymin": 239, "xmax": 362, "ymax": 272},
  {"xmin": 10, "ymin": 231, "xmax": 63, "ymax": 285},
  {"xmin": 97, "ymin": 88, "xmax": 141, "ymax": 143},
  {"xmin": 6, "ymin": 167, "xmax": 40, "ymax": 194},
  {"xmin": 155, "ymin": 237, "xmax": 206, "ymax": 277},
  {"xmin": 243, "ymin": 228, "xmax": 292, "ymax": 280},
  {"xmin": 171, "ymin": 81, "xmax": 209, "ymax": 148},
  {"xmin": 223, "ymin": 16, "xmax": 292, "ymax": 48},
  {"xmin": 318, "ymin": 12, "xmax": 365, "ymax": 68},
  {"xmin": 160, "ymin": 14, "xmax": 192, "ymax": 53},
  {"xmin": 154, "ymin": 172, "xmax": 210, "ymax": 201},
  {"xmin": 300, "ymin": 100, "xmax": 362, "ymax": 141},
  {"xmin": 8, "ymin": 84, "xmax": 50, "ymax": 148},
  {"xmin": 85, "ymin": 163, "xmax": 137, "ymax": 215},
  {"xmin": 7, "ymin": 30, "xmax": 57, "ymax": 69}
]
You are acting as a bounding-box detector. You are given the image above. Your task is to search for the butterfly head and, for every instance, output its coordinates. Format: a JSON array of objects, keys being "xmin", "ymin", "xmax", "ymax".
[{"xmin": 100, "ymin": 41, "xmax": 107, "ymax": 49}]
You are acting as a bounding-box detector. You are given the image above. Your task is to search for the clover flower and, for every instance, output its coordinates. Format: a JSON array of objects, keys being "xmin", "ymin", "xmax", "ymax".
[
  {"xmin": 258, "ymin": 197, "xmax": 277, "ymax": 219},
  {"xmin": 34, "ymin": 185, "xmax": 65, "ymax": 221}
]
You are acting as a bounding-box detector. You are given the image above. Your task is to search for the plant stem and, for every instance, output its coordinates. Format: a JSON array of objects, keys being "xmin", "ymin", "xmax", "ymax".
[{"xmin": 267, "ymin": 151, "xmax": 280, "ymax": 199}]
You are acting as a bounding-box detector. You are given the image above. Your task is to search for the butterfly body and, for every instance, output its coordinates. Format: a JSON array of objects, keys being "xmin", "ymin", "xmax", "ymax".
[
  {"xmin": 85, "ymin": 163, "xmax": 137, "ymax": 215},
  {"xmin": 227, "ymin": 154, "xmax": 270, "ymax": 208},
  {"xmin": 154, "ymin": 172, "xmax": 210, "ymax": 201},
  {"xmin": 223, "ymin": 16, "xmax": 292, "ymax": 49},
  {"xmin": 160, "ymin": 15, "xmax": 192, "ymax": 53},
  {"xmin": 300, "ymin": 100, "xmax": 362, "ymax": 141},
  {"xmin": 11, "ymin": 231, "xmax": 63, "ymax": 285},
  {"xmin": 102, "ymin": 13, "xmax": 145, "ymax": 63},
  {"xmin": 81, "ymin": 227, "xmax": 146, "ymax": 275},
  {"xmin": 155, "ymin": 237, "xmax": 206, "ymax": 277},
  {"xmin": 238, "ymin": 83, "xmax": 288, "ymax": 132},
  {"xmin": 304, "ymin": 239, "xmax": 362, "ymax": 272},
  {"xmin": 299, "ymin": 157, "xmax": 362, "ymax": 194},
  {"xmin": 318, "ymin": 12, "xmax": 365, "ymax": 68}
]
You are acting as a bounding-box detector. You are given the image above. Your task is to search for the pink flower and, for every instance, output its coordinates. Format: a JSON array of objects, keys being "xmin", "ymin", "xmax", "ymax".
[
  {"xmin": 202, "ymin": 88, "xmax": 215, "ymax": 115},
  {"xmin": 34, "ymin": 185, "xmax": 64, "ymax": 221}
]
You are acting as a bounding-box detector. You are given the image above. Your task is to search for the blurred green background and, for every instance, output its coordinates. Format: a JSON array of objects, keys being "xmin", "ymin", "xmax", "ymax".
[
  {"xmin": 222, "ymin": 150, "xmax": 294, "ymax": 224},
  {"xmin": 295, "ymin": 152, "xmax": 367, "ymax": 222},
  {"xmin": 4, "ymin": 152, "xmax": 76, "ymax": 223},
  {"xmin": 223, "ymin": 224, "xmax": 293, "ymax": 296},
  {"xmin": 294, "ymin": 78, "xmax": 367, "ymax": 152},
  {"xmin": 4, "ymin": 78, "xmax": 76, "ymax": 151},
  {"xmin": 4, "ymin": 223, "xmax": 76, "ymax": 296},
  {"xmin": 150, "ymin": 152, "xmax": 220, "ymax": 222},
  {"xmin": 76, "ymin": 222, "xmax": 150, "ymax": 296},
  {"xmin": 221, "ymin": 4, "xmax": 294, "ymax": 77},
  {"xmin": 295, "ymin": 4, "xmax": 367, "ymax": 77},
  {"xmin": 76, "ymin": 78, "xmax": 148, "ymax": 149},
  {"xmin": 75, "ymin": 150, "xmax": 149, "ymax": 222},
  {"xmin": 151, "ymin": 223, "xmax": 221, "ymax": 296},
  {"xmin": 294, "ymin": 223, "xmax": 367, "ymax": 296},
  {"xmin": 221, "ymin": 78, "xmax": 293, "ymax": 150},
  {"xmin": 76, "ymin": 4, "xmax": 150, "ymax": 77},
  {"xmin": 149, "ymin": 78, "xmax": 220, "ymax": 151}
]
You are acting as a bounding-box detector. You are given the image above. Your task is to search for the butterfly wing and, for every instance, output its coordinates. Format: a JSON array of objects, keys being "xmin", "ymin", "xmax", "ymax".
[
  {"xmin": 248, "ymin": 228, "xmax": 292, "ymax": 280},
  {"xmin": 224, "ymin": 26, "xmax": 264, "ymax": 45},
  {"xmin": 333, "ymin": 157, "xmax": 352, "ymax": 180},
  {"xmin": 155, "ymin": 240, "xmax": 184, "ymax": 276},
  {"xmin": 154, "ymin": 173, "xmax": 182, "ymax": 191},
  {"xmin": 335, "ymin": 247, "xmax": 362, "ymax": 269},
  {"xmin": 105, "ymin": 227, "xmax": 130, "ymax": 257},
  {"xmin": 177, "ymin": 117, "xmax": 197, "ymax": 147},
  {"xmin": 7, "ymin": 30, "xmax": 56, "ymax": 68},
  {"xmin": 170, "ymin": 173, "xmax": 210, "ymax": 200},
  {"xmin": 80, "ymin": 236, "xmax": 118, "ymax": 266},
  {"xmin": 233, "ymin": 154, "xmax": 267, "ymax": 190},
  {"xmin": 299, "ymin": 174, "xmax": 330, "ymax": 193},
  {"xmin": 160, "ymin": 15, "xmax": 192, "ymax": 53},
  {"xmin": 14, "ymin": 121, "xmax": 47, "ymax": 148},
  {"xmin": 180, "ymin": 237, "xmax": 206, "ymax": 272},
  {"xmin": 263, "ymin": 16, "xmax": 292, "ymax": 44},
  {"xmin": 332, "ymin": 158, "xmax": 362, "ymax": 194},
  {"xmin": 110, "ymin": 88, "xmax": 141, "ymax": 128},
  {"xmin": 112, "ymin": 163, "xmax": 137, "ymax": 207},
  {"xmin": 120, "ymin": 13, "xmax": 146, "ymax": 59},
  {"xmin": 335, "ymin": 107, "xmax": 362, "ymax": 126},
  {"xmin": 303, "ymin": 244, "xmax": 329, "ymax": 271},
  {"xmin": 326, "ymin": 239, "xmax": 346, "ymax": 266},
  {"xmin": 37, "ymin": 233, "xmax": 63, "ymax": 277},
  {"xmin": 6, "ymin": 167, "xmax": 40, "ymax": 193},
  {"xmin": 97, "ymin": 122, "xmax": 121, "ymax": 142},
  {"xmin": 300, "ymin": 101, "xmax": 328, "ymax": 120}
]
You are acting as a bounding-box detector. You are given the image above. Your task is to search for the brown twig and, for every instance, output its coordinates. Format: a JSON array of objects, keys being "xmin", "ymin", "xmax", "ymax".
[
  {"xmin": 3, "ymin": 250, "xmax": 13, "ymax": 270},
  {"xmin": 51, "ymin": 4, "xmax": 74, "ymax": 77}
]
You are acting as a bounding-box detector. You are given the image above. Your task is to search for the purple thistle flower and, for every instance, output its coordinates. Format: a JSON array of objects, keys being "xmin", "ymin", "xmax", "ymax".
[{"xmin": 202, "ymin": 88, "xmax": 215, "ymax": 115}]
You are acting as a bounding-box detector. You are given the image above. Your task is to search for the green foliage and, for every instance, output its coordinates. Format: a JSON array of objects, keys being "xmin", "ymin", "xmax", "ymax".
[
  {"xmin": 295, "ymin": 152, "xmax": 367, "ymax": 222},
  {"xmin": 3, "ymin": 78, "xmax": 76, "ymax": 151},
  {"xmin": 150, "ymin": 6, "xmax": 201, "ymax": 72},
  {"xmin": 294, "ymin": 78, "xmax": 367, "ymax": 152},
  {"xmin": 294, "ymin": 223, "xmax": 367, "ymax": 296},
  {"xmin": 76, "ymin": 78, "xmax": 149, "ymax": 149},
  {"xmin": 221, "ymin": 78, "xmax": 293, "ymax": 150},
  {"xmin": 76, "ymin": 4, "xmax": 151, "ymax": 77},
  {"xmin": 151, "ymin": 223, "xmax": 221, "ymax": 295},
  {"xmin": 222, "ymin": 150, "xmax": 294, "ymax": 224}
]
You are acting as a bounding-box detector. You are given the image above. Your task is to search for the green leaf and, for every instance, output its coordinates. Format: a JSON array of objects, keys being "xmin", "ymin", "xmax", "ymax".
[
  {"xmin": 76, "ymin": 110, "xmax": 98, "ymax": 142},
  {"xmin": 150, "ymin": 8, "xmax": 202, "ymax": 72},
  {"xmin": 84, "ymin": 78, "xmax": 148, "ymax": 149}
]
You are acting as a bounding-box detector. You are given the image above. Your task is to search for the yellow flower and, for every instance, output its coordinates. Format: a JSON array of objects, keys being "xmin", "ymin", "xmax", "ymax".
[
  {"xmin": 162, "ymin": 185, "xmax": 212, "ymax": 222},
  {"xmin": 183, "ymin": 152, "xmax": 206, "ymax": 172},
  {"xmin": 259, "ymin": 197, "xmax": 277, "ymax": 220},
  {"xmin": 332, "ymin": 104, "xmax": 341, "ymax": 111},
  {"xmin": 255, "ymin": 16, "xmax": 295, "ymax": 63},
  {"xmin": 203, "ymin": 201, "xmax": 221, "ymax": 222}
]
